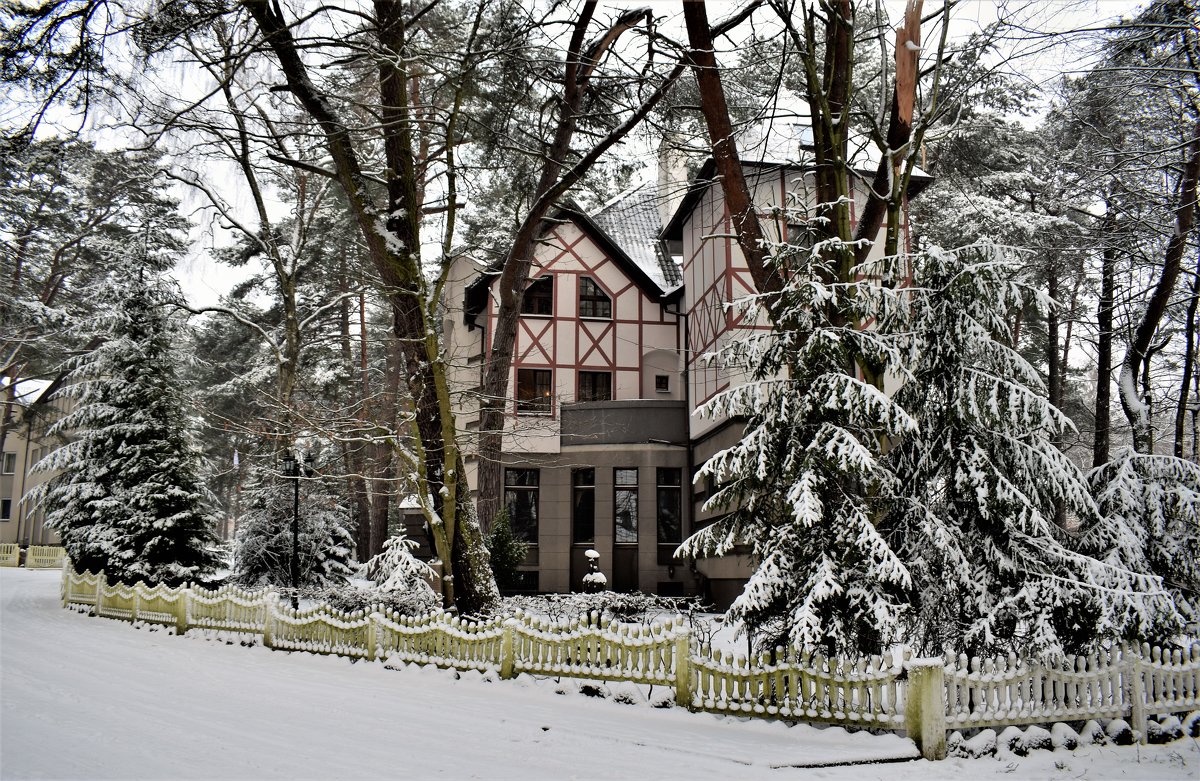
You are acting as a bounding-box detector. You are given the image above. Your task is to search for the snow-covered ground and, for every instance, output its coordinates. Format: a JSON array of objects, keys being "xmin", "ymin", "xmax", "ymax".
[{"xmin": 2, "ymin": 568, "xmax": 1196, "ymax": 781}]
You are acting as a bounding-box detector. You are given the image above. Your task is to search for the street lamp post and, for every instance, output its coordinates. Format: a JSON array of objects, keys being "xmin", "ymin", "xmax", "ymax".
[{"xmin": 281, "ymin": 452, "xmax": 301, "ymax": 609}]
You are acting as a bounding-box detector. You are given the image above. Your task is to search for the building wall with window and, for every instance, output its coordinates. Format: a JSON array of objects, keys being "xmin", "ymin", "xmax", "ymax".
[
  {"xmin": 444, "ymin": 198, "xmax": 691, "ymax": 594},
  {"xmin": 1, "ymin": 380, "xmax": 69, "ymax": 546}
]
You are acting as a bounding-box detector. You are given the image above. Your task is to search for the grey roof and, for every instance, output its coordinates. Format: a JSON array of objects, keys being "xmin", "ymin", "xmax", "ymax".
[{"xmin": 592, "ymin": 184, "xmax": 682, "ymax": 292}]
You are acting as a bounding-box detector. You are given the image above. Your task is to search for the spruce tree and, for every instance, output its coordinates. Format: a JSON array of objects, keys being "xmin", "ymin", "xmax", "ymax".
[
  {"xmin": 231, "ymin": 462, "xmax": 355, "ymax": 591},
  {"xmin": 886, "ymin": 244, "xmax": 1179, "ymax": 658},
  {"xmin": 678, "ymin": 230, "xmax": 917, "ymax": 656},
  {"xmin": 37, "ymin": 271, "xmax": 220, "ymax": 585},
  {"xmin": 484, "ymin": 508, "xmax": 527, "ymax": 592}
]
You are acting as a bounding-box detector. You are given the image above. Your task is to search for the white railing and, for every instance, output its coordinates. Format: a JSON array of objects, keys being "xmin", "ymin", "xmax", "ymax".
[
  {"xmin": 691, "ymin": 645, "xmax": 907, "ymax": 726},
  {"xmin": 25, "ymin": 546, "xmax": 65, "ymax": 569},
  {"xmin": 59, "ymin": 563, "xmax": 1199, "ymax": 760}
]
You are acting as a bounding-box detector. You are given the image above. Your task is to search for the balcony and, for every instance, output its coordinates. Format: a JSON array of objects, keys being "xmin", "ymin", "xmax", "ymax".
[{"xmin": 560, "ymin": 399, "xmax": 688, "ymax": 447}]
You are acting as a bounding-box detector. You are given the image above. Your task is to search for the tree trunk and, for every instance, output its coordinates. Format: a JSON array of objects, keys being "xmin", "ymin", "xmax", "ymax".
[
  {"xmin": 1093, "ymin": 219, "xmax": 1117, "ymax": 468},
  {"xmin": 244, "ymin": 0, "xmax": 499, "ymax": 613},
  {"xmin": 1047, "ymin": 260, "xmax": 1062, "ymax": 413},
  {"xmin": 1119, "ymin": 120, "xmax": 1200, "ymax": 453},
  {"xmin": 682, "ymin": 1, "xmax": 777, "ymax": 302},
  {"xmin": 1174, "ymin": 251, "xmax": 1199, "ymax": 458}
]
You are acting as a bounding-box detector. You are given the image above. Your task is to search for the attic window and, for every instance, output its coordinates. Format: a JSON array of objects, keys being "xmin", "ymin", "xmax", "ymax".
[
  {"xmin": 579, "ymin": 277, "xmax": 611, "ymax": 319},
  {"xmin": 521, "ymin": 275, "xmax": 553, "ymax": 316}
]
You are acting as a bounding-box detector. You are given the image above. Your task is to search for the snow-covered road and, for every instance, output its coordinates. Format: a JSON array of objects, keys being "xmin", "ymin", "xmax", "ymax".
[{"xmin": 2, "ymin": 568, "xmax": 1196, "ymax": 781}]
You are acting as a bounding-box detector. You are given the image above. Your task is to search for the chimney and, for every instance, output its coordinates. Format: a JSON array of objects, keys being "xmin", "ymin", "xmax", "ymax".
[{"xmin": 657, "ymin": 131, "xmax": 690, "ymax": 229}]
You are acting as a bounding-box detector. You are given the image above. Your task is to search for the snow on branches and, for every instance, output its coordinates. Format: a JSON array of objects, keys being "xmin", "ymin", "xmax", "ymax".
[
  {"xmin": 33, "ymin": 271, "xmax": 220, "ymax": 586},
  {"xmin": 682, "ymin": 241, "xmax": 1183, "ymax": 660}
]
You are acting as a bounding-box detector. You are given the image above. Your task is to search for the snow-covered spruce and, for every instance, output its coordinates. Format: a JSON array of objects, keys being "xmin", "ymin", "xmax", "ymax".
[
  {"xmin": 681, "ymin": 241, "xmax": 1174, "ymax": 658},
  {"xmin": 885, "ymin": 244, "xmax": 1179, "ymax": 658},
  {"xmin": 33, "ymin": 271, "xmax": 220, "ymax": 586},
  {"xmin": 1088, "ymin": 448, "xmax": 1200, "ymax": 625},
  {"xmin": 230, "ymin": 463, "xmax": 355, "ymax": 590},
  {"xmin": 679, "ymin": 227, "xmax": 916, "ymax": 656}
]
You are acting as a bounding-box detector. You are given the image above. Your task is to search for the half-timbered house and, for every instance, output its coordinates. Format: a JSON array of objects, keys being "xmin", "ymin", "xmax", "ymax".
[{"xmin": 445, "ymin": 112, "xmax": 930, "ymax": 605}]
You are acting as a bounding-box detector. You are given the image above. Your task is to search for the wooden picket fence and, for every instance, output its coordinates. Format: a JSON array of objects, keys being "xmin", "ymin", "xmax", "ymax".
[
  {"xmin": 59, "ymin": 563, "xmax": 1199, "ymax": 760},
  {"xmin": 0, "ymin": 545, "xmax": 65, "ymax": 568},
  {"xmin": 26, "ymin": 546, "xmax": 65, "ymax": 569}
]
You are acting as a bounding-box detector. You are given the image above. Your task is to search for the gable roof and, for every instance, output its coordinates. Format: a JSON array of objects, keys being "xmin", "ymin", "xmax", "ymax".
[{"xmin": 463, "ymin": 200, "xmax": 681, "ymax": 323}]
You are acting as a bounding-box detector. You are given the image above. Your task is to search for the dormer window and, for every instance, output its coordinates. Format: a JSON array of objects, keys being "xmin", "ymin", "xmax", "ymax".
[
  {"xmin": 521, "ymin": 275, "xmax": 553, "ymax": 316},
  {"xmin": 578, "ymin": 277, "xmax": 611, "ymax": 319}
]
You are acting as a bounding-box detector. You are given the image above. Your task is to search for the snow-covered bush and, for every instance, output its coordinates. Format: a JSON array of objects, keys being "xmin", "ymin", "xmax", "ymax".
[
  {"xmin": 1050, "ymin": 722, "xmax": 1080, "ymax": 750},
  {"xmin": 1105, "ymin": 718, "xmax": 1134, "ymax": 745},
  {"xmin": 1147, "ymin": 715, "xmax": 1183, "ymax": 744},
  {"xmin": 503, "ymin": 591, "xmax": 705, "ymax": 625},
  {"xmin": 231, "ymin": 464, "xmax": 355, "ymax": 590},
  {"xmin": 317, "ymin": 581, "xmax": 438, "ymax": 617},
  {"xmin": 35, "ymin": 271, "xmax": 220, "ymax": 586},
  {"xmin": 1080, "ymin": 720, "xmax": 1107, "ymax": 745},
  {"xmin": 367, "ymin": 533, "xmax": 435, "ymax": 592}
]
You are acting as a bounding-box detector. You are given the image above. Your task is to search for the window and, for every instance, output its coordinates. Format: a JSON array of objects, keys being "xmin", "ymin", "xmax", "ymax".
[
  {"xmin": 579, "ymin": 277, "xmax": 611, "ymax": 319},
  {"xmin": 572, "ymin": 468, "xmax": 595, "ymax": 543},
  {"xmin": 656, "ymin": 468, "xmax": 682, "ymax": 547},
  {"xmin": 654, "ymin": 374, "xmax": 670, "ymax": 393},
  {"xmin": 1, "ymin": 452, "xmax": 15, "ymax": 474},
  {"xmin": 521, "ymin": 275, "xmax": 553, "ymax": 316},
  {"xmin": 577, "ymin": 371, "xmax": 612, "ymax": 402},
  {"xmin": 504, "ymin": 469, "xmax": 539, "ymax": 543},
  {"xmin": 516, "ymin": 368, "xmax": 553, "ymax": 414},
  {"xmin": 614, "ymin": 468, "xmax": 638, "ymax": 544},
  {"xmin": 0, "ymin": 499, "xmax": 10, "ymax": 521}
]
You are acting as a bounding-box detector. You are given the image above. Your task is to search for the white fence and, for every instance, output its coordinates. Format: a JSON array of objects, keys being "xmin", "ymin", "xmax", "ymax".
[
  {"xmin": 0, "ymin": 545, "xmax": 65, "ymax": 568},
  {"xmin": 60, "ymin": 564, "xmax": 1199, "ymax": 760}
]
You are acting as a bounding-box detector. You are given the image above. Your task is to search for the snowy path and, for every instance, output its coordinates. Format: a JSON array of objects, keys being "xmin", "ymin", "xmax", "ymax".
[{"xmin": 2, "ymin": 568, "xmax": 1196, "ymax": 781}]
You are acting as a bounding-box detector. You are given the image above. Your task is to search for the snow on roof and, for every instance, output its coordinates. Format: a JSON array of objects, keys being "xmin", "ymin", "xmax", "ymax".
[
  {"xmin": 592, "ymin": 183, "xmax": 682, "ymax": 292},
  {"xmin": 0, "ymin": 377, "xmax": 53, "ymax": 406}
]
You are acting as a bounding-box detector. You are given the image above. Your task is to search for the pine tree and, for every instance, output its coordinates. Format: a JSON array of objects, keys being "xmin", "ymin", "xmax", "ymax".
[
  {"xmin": 231, "ymin": 462, "xmax": 355, "ymax": 591},
  {"xmin": 36, "ymin": 271, "xmax": 220, "ymax": 586}
]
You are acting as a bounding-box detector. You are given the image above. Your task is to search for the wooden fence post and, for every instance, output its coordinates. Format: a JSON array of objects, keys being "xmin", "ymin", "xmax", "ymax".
[
  {"xmin": 95, "ymin": 573, "xmax": 104, "ymax": 616},
  {"xmin": 176, "ymin": 584, "xmax": 190, "ymax": 635},
  {"xmin": 132, "ymin": 584, "xmax": 141, "ymax": 623},
  {"xmin": 366, "ymin": 610, "xmax": 378, "ymax": 662},
  {"xmin": 263, "ymin": 592, "xmax": 276, "ymax": 649},
  {"xmin": 500, "ymin": 619, "xmax": 516, "ymax": 679},
  {"xmin": 1127, "ymin": 643, "xmax": 1148, "ymax": 744},
  {"xmin": 674, "ymin": 627, "xmax": 692, "ymax": 708},
  {"xmin": 905, "ymin": 657, "xmax": 947, "ymax": 760}
]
